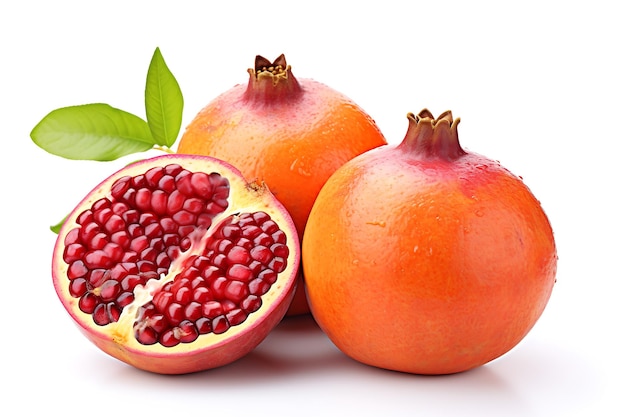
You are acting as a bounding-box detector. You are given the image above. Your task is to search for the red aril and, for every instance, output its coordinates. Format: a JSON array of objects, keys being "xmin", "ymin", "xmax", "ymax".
[{"xmin": 52, "ymin": 154, "xmax": 299, "ymax": 374}]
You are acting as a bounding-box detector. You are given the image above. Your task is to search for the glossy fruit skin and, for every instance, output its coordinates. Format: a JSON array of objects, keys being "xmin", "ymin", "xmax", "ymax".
[
  {"xmin": 52, "ymin": 154, "xmax": 299, "ymax": 374},
  {"xmin": 302, "ymin": 110, "xmax": 557, "ymax": 375},
  {"xmin": 177, "ymin": 55, "xmax": 387, "ymax": 315}
]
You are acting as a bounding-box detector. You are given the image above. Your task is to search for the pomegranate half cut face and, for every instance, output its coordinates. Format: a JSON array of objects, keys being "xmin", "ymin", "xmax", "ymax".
[{"xmin": 52, "ymin": 154, "xmax": 299, "ymax": 374}]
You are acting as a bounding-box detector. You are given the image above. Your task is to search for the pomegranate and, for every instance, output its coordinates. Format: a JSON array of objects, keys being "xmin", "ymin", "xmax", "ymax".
[
  {"xmin": 52, "ymin": 154, "xmax": 299, "ymax": 374},
  {"xmin": 302, "ymin": 109, "xmax": 557, "ymax": 374},
  {"xmin": 177, "ymin": 54, "xmax": 387, "ymax": 315}
]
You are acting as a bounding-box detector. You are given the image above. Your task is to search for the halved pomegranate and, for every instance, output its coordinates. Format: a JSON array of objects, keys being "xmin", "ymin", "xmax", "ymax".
[{"xmin": 52, "ymin": 154, "xmax": 299, "ymax": 374}]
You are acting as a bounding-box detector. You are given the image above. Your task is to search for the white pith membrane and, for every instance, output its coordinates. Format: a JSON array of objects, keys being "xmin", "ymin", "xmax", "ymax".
[{"xmin": 52, "ymin": 155, "xmax": 298, "ymax": 356}]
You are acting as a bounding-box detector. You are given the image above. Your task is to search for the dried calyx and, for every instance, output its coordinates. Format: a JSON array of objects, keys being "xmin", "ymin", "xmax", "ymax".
[
  {"xmin": 400, "ymin": 109, "xmax": 466, "ymax": 160},
  {"xmin": 244, "ymin": 54, "xmax": 302, "ymax": 102}
]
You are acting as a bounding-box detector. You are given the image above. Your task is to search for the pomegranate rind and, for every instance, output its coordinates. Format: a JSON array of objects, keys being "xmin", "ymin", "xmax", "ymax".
[
  {"xmin": 177, "ymin": 57, "xmax": 387, "ymax": 316},
  {"xmin": 302, "ymin": 143, "xmax": 557, "ymax": 375},
  {"xmin": 52, "ymin": 154, "xmax": 299, "ymax": 374}
]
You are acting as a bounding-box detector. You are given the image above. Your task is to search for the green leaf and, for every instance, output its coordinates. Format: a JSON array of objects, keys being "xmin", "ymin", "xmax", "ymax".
[
  {"xmin": 31, "ymin": 103, "xmax": 155, "ymax": 161},
  {"xmin": 50, "ymin": 215, "xmax": 67, "ymax": 234},
  {"xmin": 145, "ymin": 47, "xmax": 184, "ymax": 148}
]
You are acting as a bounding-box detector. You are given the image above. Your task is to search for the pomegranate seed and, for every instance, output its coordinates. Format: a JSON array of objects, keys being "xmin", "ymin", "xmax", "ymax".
[
  {"xmin": 173, "ymin": 210, "xmax": 196, "ymax": 226},
  {"xmin": 144, "ymin": 222, "xmax": 163, "ymax": 239},
  {"xmin": 213, "ymin": 184, "xmax": 229, "ymax": 201},
  {"xmin": 271, "ymin": 243, "xmax": 290, "ymax": 258},
  {"xmin": 241, "ymin": 295, "xmax": 262, "ymax": 313},
  {"xmin": 166, "ymin": 302, "xmax": 184, "ymax": 326},
  {"xmin": 155, "ymin": 252, "xmax": 171, "ymax": 269},
  {"xmin": 140, "ymin": 246, "xmax": 157, "ymax": 263},
  {"xmin": 64, "ymin": 227, "xmax": 80, "ymax": 245},
  {"xmin": 177, "ymin": 321, "xmax": 199, "ymax": 343},
  {"xmin": 68, "ymin": 278, "xmax": 88, "ymax": 297},
  {"xmin": 160, "ymin": 330, "xmax": 180, "ymax": 347},
  {"xmin": 227, "ymin": 264, "xmax": 253, "ymax": 283},
  {"xmin": 151, "ymin": 190, "xmax": 168, "ymax": 215},
  {"xmin": 139, "ymin": 212, "xmax": 158, "ymax": 226},
  {"xmin": 224, "ymin": 280, "xmax": 249, "ymax": 303},
  {"xmin": 196, "ymin": 317, "xmax": 212, "ymax": 334},
  {"xmin": 120, "ymin": 274, "xmax": 142, "ymax": 291},
  {"xmin": 272, "ymin": 230, "xmax": 287, "ymax": 244},
  {"xmin": 144, "ymin": 166, "xmax": 164, "ymax": 187},
  {"xmin": 110, "ymin": 230, "xmax": 130, "ymax": 248},
  {"xmin": 203, "ymin": 265, "xmax": 221, "ymax": 281},
  {"xmin": 107, "ymin": 303, "xmax": 122, "ymax": 322},
  {"xmin": 248, "ymin": 278, "xmax": 270, "ymax": 296},
  {"xmin": 250, "ymin": 246, "xmax": 273, "ymax": 264},
  {"xmin": 134, "ymin": 188, "xmax": 152, "ymax": 212},
  {"xmin": 111, "ymin": 201, "xmax": 129, "ymax": 215},
  {"xmin": 174, "ymin": 286, "xmax": 192, "ymax": 304},
  {"xmin": 185, "ymin": 302, "xmax": 203, "ymax": 321},
  {"xmin": 258, "ymin": 269, "xmax": 277, "ymax": 284},
  {"xmin": 166, "ymin": 190, "xmax": 185, "ymax": 215},
  {"xmin": 235, "ymin": 237, "xmax": 253, "ymax": 250},
  {"xmin": 122, "ymin": 209, "xmax": 140, "ymax": 224},
  {"xmin": 241, "ymin": 225, "xmax": 262, "ymax": 240},
  {"xmin": 183, "ymin": 197, "xmax": 204, "ymax": 214},
  {"xmin": 153, "ymin": 291, "xmax": 173, "ymax": 313},
  {"xmin": 93, "ymin": 303, "xmax": 111, "ymax": 326},
  {"xmin": 88, "ymin": 232, "xmax": 108, "ymax": 250},
  {"xmin": 103, "ymin": 214, "xmax": 124, "ymax": 234},
  {"xmin": 193, "ymin": 286, "xmax": 212, "ymax": 303},
  {"xmin": 116, "ymin": 292, "xmax": 134, "ymax": 308},
  {"xmin": 226, "ymin": 308, "xmax": 247, "ymax": 326},
  {"xmin": 132, "ymin": 174, "xmax": 146, "ymax": 188},
  {"xmin": 226, "ymin": 246, "xmax": 251, "ymax": 265},
  {"xmin": 202, "ymin": 301, "xmax": 223, "ymax": 318},
  {"xmin": 136, "ymin": 326, "xmax": 158, "ymax": 345},
  {"xmin": 268, "ymin": 257, "xmax": 286, "ymax": 273},
  {"xmin": 99, "ymin": 280, "xmax": 120, "ymax": 302},
  {"xmin": 197, "ymin": 213, "xmax": 213, "ymax": 228},
  {"xmin": 164, "ymin": 164, "xmax": 183, "ymax": 177},
  {"xmin": 111, "ymin": 176, "xmax": 131, "ymax": 200},
  {"xmin": 93, "ymin": 207, "xmax": 113, "ymax": 226},
  {"xmin": 76, "ymin": 211, "xmax": 93, "ymax": 226},
  {"xmin": 211, "ymin": 316, "xmax": 229, "ymax": 334},
  {"xmin": 190, "ymin": 172, "xmax": 213, "ymax": 198},
  {"xmin": 88, "ymin": 269, "xmax": 109, "ymax": 287},
  {"xmin": 210, "ymin": 277, "xmax": 228, "ymax": 298},
  {"xmin": 103, "ymin": 242, "xmax": 124, "ymax": 262},
  {"xmin": 162, "ymin": 233, "xmax": 179, "ymax": 246},
  {"xmin": 221, "ymin": 224, "xmax": 240, "ymax": 239},
  {"xmin": 63, "ymin": 243, "xmax": 86, "ymax": 263},
  {"xmin": 130, "ymin": 236, "xmax": 149, "ymax": 253},
  {"xmin": 92, "ymin": 198, "xmax": 110, "ymax": 211},
  {"xmin": 84, "ymin": 250, "xmax": 113, "ymax": 269},
  {"xmin": 150, "ymin": 314, "xmax": 169, "ymax": 333},
  {"xmin": 158, "ymin": 175, "xmax": 176, "ymax": 193},
  {"xmin": 78, "ymin": 292, "xmax": 98, "ymax": 314},
  {"xmin": 79, "ymin": 222, "xmax": 100, "ymax": 245},
  {"xmin": 261, "ymin": 220, "xmax": 279, "ymax": 234}
]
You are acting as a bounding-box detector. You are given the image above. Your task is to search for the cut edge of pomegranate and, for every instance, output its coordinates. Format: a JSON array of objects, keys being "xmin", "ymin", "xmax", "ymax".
[{"xmin": 51, "ymin": 154, "xmax": 300, "ymax": 371}]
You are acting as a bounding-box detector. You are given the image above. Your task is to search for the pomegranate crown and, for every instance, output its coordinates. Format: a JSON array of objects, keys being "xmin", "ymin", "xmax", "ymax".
[
  {"xmin": 400, "ymin": 109, "xmax": 465, "ymax": 160},
  {"xmin": 244, "ymin": 54, "xmax": 302, "ymax": 102}
]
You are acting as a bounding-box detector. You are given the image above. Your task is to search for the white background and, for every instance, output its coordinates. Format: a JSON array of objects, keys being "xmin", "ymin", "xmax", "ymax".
[{"xmin": 2, "ymin": 1, "xmax": 624, "ymax": 416}]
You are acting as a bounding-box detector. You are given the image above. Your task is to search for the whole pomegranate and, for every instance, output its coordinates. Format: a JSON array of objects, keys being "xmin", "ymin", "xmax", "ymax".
[
  {"xmin": 52, "ymin": 154, "xmax": 299, "ymax": 374},
  {"xmin": 177, "ymin": 54, "xmax": 387, "ymax": 315},
  {"xmin": 302, "ymin": 109, "xmax": 557, "ymax": 375}
]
